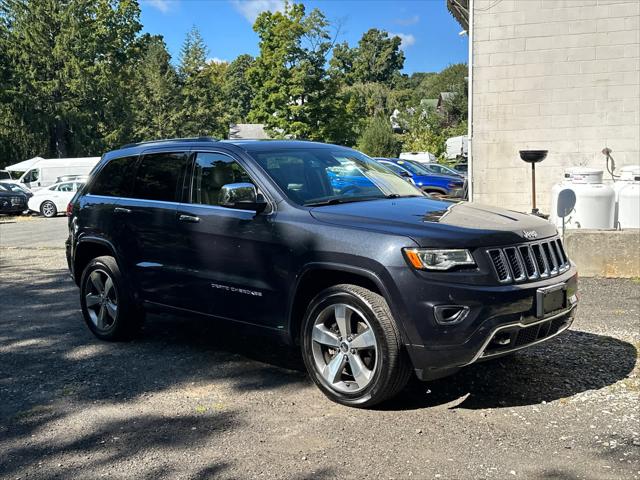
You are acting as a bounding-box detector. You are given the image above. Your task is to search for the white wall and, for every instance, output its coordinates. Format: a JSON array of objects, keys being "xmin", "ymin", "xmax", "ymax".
[{"xmin": 471, "ymin": 0, "xmax": 640, "ymax": 212}]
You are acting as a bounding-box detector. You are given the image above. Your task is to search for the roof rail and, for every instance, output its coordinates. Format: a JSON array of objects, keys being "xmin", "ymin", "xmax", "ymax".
[{"xmin": 119, "ymin": 137, "xmax": 218, "ymax": 149}]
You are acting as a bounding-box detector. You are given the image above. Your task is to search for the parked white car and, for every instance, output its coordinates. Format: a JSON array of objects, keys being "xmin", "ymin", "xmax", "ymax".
[{"xmin": 28, "ymin": 180, "xmax": 84, "ymax": 217}]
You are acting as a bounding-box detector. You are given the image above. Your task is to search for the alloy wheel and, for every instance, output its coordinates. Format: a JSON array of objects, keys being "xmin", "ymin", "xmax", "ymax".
[
  {"xmin": 42, "ymin": 201, "xmax": 56, "ymax": 217},
  {"xmin": 311, "ymin": 303, "xmax": 378, "ymax": 394},
  {"xmin": 84, "ymin": 269, "xmax": 118, "ymax": 331}
]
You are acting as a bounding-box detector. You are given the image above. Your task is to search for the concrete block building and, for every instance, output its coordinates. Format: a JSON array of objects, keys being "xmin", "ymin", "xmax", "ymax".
[{"xmin": 449, "ymin": 0, "xmax": 640, "ymax": 212}]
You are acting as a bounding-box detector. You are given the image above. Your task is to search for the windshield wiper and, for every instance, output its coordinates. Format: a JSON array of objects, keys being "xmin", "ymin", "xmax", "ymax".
[
  {"xmin": 385, "ymin": 194, "xmax": 422, "ymax": 199},
  {"xmin": 304, "ymin": 196, "xmax": 385, "ymax": 207}
]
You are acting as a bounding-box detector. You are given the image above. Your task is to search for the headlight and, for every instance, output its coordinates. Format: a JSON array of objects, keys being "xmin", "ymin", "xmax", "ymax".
[{"xmin": 403, "ymin": 248, "xmax": 476, "ymax": 271}]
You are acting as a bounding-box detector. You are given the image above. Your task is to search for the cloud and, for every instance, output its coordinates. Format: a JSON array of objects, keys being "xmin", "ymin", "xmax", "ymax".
[
  {"xmin": 389, "ymin": 32, "xmax": 416, "ymax": 49},
  {"xmin": 145, "ymin": 0, "xmax": 172, "ymax": 13},
  {"xmin": 231, "ymin": 0, "xmax": 285, "ymax": 23},
  {"xmin": 394, "ymin": 14, "xmax": 420, "ymax": 26}
]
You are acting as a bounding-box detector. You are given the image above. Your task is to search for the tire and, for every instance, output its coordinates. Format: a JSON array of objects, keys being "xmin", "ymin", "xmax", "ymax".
[
  {"xmin": 40, "ymin": 200, "xmax": 57, "ymax": 218},
  {"xmin": 79, "ymin": 255, "xmax": 143, "ymax": 341},
  {"xmin": 301, "ymin": 284, "xmax": 411, "ymax": 408}
]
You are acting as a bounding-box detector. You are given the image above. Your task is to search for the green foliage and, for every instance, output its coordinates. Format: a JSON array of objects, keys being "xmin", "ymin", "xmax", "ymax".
[
  {"xmin": 357, "ymin": 116, "xmax": 400, "ymax": 158},
  {"xmin": 224, "ymin": 54, "xmax": 255, "ymax": 123},
  {"xmin": 0, "ymin": 0, "xmax": 142, "ymax": 163},
  {"xmin": 248, "ymin": 3, "xmax": 343, "ymax": 142},
  {"xmin": 331, "ymin": 29, "xmax": 405, "ymax": 86},
  {"xmin": 0, "ymin": 1, "xmax": 468, "ymax": 168},
  {"xmin": 131, "ymin": 35, "xmax": 180, "ymax": 141},
  {"xmin": 413, "ymin": 63, "xmax": 467, "ymax": 103},
  {"xmin": 175, "ymin": 27, "xmax": 226, "ymax": 138}
]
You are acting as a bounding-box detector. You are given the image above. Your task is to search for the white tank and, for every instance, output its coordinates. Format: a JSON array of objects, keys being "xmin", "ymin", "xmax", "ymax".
[
  {"xmin": 617, "ymin": 177, "xmax": 640, "ymax": 229},
  {"xmin": 613, "ymin": 165, "xmax": 640, "ymax": 228},
  {"xmin": 549, "ymin": 167, "xmax": 615, "ymax": 229}
]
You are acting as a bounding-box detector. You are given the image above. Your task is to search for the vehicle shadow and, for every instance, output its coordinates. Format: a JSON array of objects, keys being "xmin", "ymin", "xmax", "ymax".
[{"xmin": 380, "ymin": 329, "xmax": 638, "ymax": 411}]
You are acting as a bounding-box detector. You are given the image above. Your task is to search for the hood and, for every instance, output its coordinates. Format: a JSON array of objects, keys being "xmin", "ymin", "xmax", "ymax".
[{"xmin": 310, "ymin": 197, "xmax": 557, "ymax": 247}]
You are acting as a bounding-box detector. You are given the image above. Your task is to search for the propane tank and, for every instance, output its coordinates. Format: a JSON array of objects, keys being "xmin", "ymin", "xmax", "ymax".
[
  {"xmin": 613, "ymin": 165, "xmax": 640, "ymax": 228},
  {"xmin": 549, "ymin": 167, "xmax": 615, "ymax": 229},
  {"xmin": 617, "ymin": 175, "xmax": 640, "ymax": 229}
]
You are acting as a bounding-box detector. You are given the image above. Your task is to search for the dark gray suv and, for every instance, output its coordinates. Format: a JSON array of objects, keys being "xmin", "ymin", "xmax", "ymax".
[{"xmin": 67, "ymin": 138, "xmax": 578, "ymax": 407}]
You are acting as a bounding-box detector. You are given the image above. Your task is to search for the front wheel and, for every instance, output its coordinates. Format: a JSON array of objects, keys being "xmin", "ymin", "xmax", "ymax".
[
  {"xmin": 40, "ymin": 200, "xmax": 57, "ymax": 218},
  {"xmin": 301, "ymin": 284, "xmax": 411, "ymax": 408}
]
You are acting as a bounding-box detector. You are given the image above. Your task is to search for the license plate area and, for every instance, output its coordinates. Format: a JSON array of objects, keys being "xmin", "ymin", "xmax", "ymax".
[{"xmin": 536, "ymin": 283, "xmax": 567, "ymax": 318}]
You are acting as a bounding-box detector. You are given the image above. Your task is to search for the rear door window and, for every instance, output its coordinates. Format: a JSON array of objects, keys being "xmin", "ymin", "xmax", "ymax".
[
  {"xmin": 132, "ymin": 152, "xmax": 189, "ymax": 202},
  {"xmin": 189, "ymin": 152, "xmax": 254, "ymax": 206},
  {"xmin": 90, "ymin": 156, "xmax": 137, "ymax": 197}
]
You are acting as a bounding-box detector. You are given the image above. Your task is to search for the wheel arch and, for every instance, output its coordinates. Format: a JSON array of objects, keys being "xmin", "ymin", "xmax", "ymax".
[
  {"xmin": 287, "ymin": 263, "xmax": 402, "ymax": 345},
  {"xmin": 423, "ymin": 186, "xmax": 448, "ymax": 195},
  {"xmin": 73, "ymin": 237, "xmax": 120, "ymax": 286}
]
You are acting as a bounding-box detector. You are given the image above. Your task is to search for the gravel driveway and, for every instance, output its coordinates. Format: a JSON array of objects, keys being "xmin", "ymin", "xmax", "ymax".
[{"xmin": 0, "ymin": 242, "xmax": 638, "ymax": 479}]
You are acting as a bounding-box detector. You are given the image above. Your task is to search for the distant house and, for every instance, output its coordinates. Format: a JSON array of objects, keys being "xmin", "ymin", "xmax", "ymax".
[
  {"xmin": 436, "ymin": 92, "xmax": 454, "ymax": 114},
  {"xmin": 228, "ymin": 123, "xmax": 270, "ymax": 140}
]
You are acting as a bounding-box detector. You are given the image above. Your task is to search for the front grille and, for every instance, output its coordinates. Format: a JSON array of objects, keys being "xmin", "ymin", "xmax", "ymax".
[{"xmin": 487, "ymin": 237, "xmax": 570, "ymax": 283}]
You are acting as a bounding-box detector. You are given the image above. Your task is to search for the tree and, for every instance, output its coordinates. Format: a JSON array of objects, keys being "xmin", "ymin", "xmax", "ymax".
[
  {"xmin": 175, "ymin": 26, "xmax": 225, "ymax": 138},
  {"xmin": 223, "ymin": 54, "xmax": 255, "ymax": 123},
  {"xmin": 131, "ymin": 35, "xmax": 180, "ymax": 141},
  {"xmin": 352, "ymin": 29, "xmax": 405, "ymax": 86},
  {"xmin": 413, "ymin": 63, "xmax": 467, "ymax": 101},
  {"xmin": 248, "ymin": 3, "xmax": 344, "ymax": 141},
  {"xmin": 329, "ymin": 29, "xmax": 405, "ymax": 87},
  {"xmin": 357, "ymin": 116, "xmax": 399, "ymax": 158},
  {"xmin": 0, "ymin": 0, "xmax": 142, "ymax": 163}
]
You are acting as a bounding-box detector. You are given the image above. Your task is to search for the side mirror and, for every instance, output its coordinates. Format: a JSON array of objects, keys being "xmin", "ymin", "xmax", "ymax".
[
  {"xmin": 399, "ymin": 171, "xmax": 412, "ymax": 178},
  {"xmin": 219, "ymin": 182, "xmax": 268, "ymax": 213}
]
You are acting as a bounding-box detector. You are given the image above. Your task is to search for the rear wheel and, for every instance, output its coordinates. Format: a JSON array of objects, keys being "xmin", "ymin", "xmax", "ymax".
[
  {"xmin": 80, "ymin": 256, "xmax": 143, "ymax": 341},
  {"xmin": 301, "ymin": 284, "xmax": 411, "ymax": 408},
  {"xmin": 40, "ymin": 200, "xmax": 57, "ymax": 218}
]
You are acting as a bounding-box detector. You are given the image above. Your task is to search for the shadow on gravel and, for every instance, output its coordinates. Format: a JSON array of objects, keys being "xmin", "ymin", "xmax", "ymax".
[
  {"xmin": 0, "ymin": 261, "xmax": 309, "ymax": 477},
  {"xmin": 382, "ymin": 329, "xmax": 637, "ymax": 411},
  {"xmin": 2, "ymin": 412, "xmax": 235, "ymax": 479}
]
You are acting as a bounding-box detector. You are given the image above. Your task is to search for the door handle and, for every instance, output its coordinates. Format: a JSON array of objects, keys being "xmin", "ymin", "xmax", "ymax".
[
  {"xmin": 178, "ymin": 214, "xmax": 200, "ymax": 223},
  {"xmin": 114, "ymin": 207, "xmax": 131, "ymax": 214}
]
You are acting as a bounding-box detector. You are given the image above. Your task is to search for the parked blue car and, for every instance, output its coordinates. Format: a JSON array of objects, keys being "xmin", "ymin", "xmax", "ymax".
[{"xmin": 376, "ymin": 158, "xmax": 466, "ymax": 197}]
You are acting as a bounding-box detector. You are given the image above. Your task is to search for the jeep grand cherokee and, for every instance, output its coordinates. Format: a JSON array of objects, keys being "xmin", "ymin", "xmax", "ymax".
[{"xmin": 66, "ymin": 138, "xmax": 578, "ymax": 407}]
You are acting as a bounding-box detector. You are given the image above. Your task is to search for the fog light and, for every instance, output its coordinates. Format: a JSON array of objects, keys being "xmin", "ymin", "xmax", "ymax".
[
  {"xmin": 433, "ymin": 305, "xmax": 470, "ymax": 325},
  {"xmin": 493, "ymin": 332, "xmax": 511, "ymax": 346}
]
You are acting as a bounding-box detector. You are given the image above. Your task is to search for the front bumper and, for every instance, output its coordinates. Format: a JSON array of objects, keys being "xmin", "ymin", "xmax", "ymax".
[{"xmin": 389, "ymin": 266, "xmax": 578, "ymax": 380}]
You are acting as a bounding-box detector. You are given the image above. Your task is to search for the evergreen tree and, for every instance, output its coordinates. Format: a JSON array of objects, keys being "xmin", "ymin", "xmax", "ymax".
[
  {"xmin": 176, "ymin": 26, "xmax": 225, "ymax": 138},
  {"xmin": 0, "ymin": 0, "xmax": 141, "ymax": 163},
  {"xmin": 132, "ymin": 35, "xmax": 180, "ymax": 141},
  {"xmin": 357, "ymin": 116, "xmax": 399, "ymax": 158}
]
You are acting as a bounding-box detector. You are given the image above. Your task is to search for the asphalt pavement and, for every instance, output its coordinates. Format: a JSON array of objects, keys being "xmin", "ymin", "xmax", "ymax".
[
  {"xmin": 0, "ymin": 215, "xmax": 68, "ymax": 248},
  {"xmin": 0, "ymin": 221, "xmax": 638, "ymax": 479}
]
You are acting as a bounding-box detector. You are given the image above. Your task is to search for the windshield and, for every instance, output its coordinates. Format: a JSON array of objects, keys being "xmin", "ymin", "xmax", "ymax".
[
  {"xmin": 0, "ymin": 182, "xmax": 26, "ymax": 193},
  {"xmin": 394, "ymin": 160, "xmax": 432, "ymax": 176},
  {"xmin": 249, "ymin": 147, "xmax": 423, "ymax": 206}
]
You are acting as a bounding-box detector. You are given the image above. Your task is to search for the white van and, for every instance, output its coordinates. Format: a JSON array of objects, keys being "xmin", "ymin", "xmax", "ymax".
[
  {"xmin": 17, "ymin": 157, "xmax": 100, "ymax": 191},
  {"xmin": 399, "ymin": 152, "xmax": 436, "ymax": 163}
]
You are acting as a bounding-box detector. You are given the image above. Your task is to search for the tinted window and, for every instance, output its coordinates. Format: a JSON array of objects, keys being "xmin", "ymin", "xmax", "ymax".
[
  {"xmin": 190, "ymin": 152, "xmax": 253, "ymax": 206},
  {"xmin": 132, "ymin": 152, "xmax": 188, "ymax": 202},
  {"xmin": 90, "ymin": 156, "xmax": 136, "ymax": 197}
]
